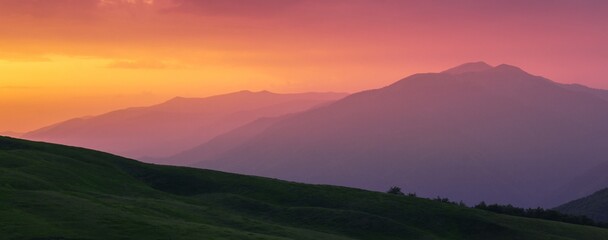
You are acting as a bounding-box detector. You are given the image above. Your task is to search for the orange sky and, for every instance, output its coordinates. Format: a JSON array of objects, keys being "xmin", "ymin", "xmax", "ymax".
[{"xmin": 1, "ymin": 0, "xmax": 608, "ymax": 132}]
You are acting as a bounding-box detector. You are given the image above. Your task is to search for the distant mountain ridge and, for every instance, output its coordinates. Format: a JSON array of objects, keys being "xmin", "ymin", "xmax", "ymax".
[
  {"xmin": 153, "ymin": 115, "xmax": 288, "ymax": 166},
  {"xmin": 441, "ymin": 61, "xmax": 493, "ymax": 74},
  {"xmin": 23, "ymin": 91, "xmax": 347, "ymax": 159},
  {"xmin": 559, "ymin": 83, "xmax": 608, "ymax": 102},
  {"xmin": 178, "ymin": 62, "xmax": 608, "ymax": 208},
  {"xmin": 0, "ymin": 131, "xmax": 22, "ymax": 138},
  {"xmin": 556, "ymin": 188, "xmax": 608, "ymax": 223},
  {"xmin": 548, "ymin": 161, "xmax": 608, "ymax": 206}
]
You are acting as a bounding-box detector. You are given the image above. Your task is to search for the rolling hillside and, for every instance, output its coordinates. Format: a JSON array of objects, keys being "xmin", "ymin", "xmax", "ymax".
[{"xmin": 1, "ymin": 136, "xmax": 607, "ymax": 239}]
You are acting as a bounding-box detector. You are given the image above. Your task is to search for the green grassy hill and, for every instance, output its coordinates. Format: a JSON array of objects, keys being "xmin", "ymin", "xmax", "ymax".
[
  {"xmin": 1, "ymin": 136, "xmax": 607, "ymax": 240},
  {"xmin": 556, "ymin": 188, "xmax": 608, "ymax": 223}
]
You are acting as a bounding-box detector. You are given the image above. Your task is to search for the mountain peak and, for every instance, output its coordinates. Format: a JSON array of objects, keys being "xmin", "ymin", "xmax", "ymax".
[
  {"xmin": 442, "ymin": 61, "xmax": 493, "ymax": 75},
  {"xmin": 233, "ymin": 90, "xmax": 276, "ymax": 95},
  {"xmin": 494, "ymin": 64, "xmax": 524, "ymax": 72}
]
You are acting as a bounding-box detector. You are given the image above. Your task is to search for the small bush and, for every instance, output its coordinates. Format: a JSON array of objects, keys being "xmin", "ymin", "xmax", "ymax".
[{"xmin": 387, "ymin": 186, "xmax": 404, "ymax": 195}]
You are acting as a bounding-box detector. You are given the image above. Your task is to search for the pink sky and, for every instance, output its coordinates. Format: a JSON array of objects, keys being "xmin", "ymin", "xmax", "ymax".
[{"xmin": 1, "ymin": 0, "xmax": 607, "ymax": 132}]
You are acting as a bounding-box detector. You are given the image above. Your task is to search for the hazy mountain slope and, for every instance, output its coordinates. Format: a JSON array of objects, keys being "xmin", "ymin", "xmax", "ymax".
[
  {"xmin": 559, "ymin": 83, "xmax": 608, "ymax": 102},
  {"xmin": 22, "ymin": 91, "xmax": 346, "ymax": 159},
  {"xmin": 556, "ymin": 188, "xmax": 608, "ymax": 223},
  {"xmin": 155, "ymin": 115, "xmax": 287, "ymax": 166},
  {"xmin": 192, "ymin": 63, "xmax": 608, "ymax": 208},
  {"xmin": 1, "ymin": 136, "xmax": 608, "ymax": 240},
  {"xmin": 548, "ymin": 161, "xmax": 608, "ymax": 207}
]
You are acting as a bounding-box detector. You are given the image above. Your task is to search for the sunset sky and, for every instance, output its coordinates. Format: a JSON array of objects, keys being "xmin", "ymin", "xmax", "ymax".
[{"xmin": 1, "ymin": 0, "xmax": 607, "ymax": 132}]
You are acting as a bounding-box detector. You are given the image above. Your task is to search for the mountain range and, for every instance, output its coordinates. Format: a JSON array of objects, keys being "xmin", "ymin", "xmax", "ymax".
[
  {"xmin": 160, "ymin": 62, "xmax": 608, "ymax": 208},
  {"xmin": 13, "ymin": 61, "xmax": 608, "ymax": 209},
  {"xmin": 22, "ymin": 91, "xmax": 346, "ymax": 159}
]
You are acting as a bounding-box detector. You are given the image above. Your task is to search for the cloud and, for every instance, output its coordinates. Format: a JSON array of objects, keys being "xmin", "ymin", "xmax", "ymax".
[
  {"xmin": 106, "ymin": 59, "xmax": 167, "ymax": 69},
  {"xmin": 99, "ymin": 0, "xmax": 154, "ymax": 6},
  {"xmin": 0, "ymin": 0, "xmax": 99, "ymax": 18},
  {"xmin": 0, "ymin": 85, "xmax": 39, "ymax": 90},
  {"xmin": 161, "ymin": 0, "xmax": 301, "ymax": 17},
  {"xmin": 0, "ymin": 54, "xmax": 52, "ymax": 62},
  {"xmin": 0, "ymin": 0, "xmax": 157, "ymax": 18}
]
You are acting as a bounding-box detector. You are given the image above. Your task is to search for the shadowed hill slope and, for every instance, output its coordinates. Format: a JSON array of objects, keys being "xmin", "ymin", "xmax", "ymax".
[{"xmin": 2, "ymin": 136, "xmax": 608, "ymax": 239}]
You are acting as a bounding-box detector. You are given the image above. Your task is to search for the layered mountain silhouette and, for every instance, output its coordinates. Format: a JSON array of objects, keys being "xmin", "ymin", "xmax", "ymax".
[
  {"xmin": 155, "ymin": 115, "xmax": 287, "ymax": 166},
  {"xmin": 556, "ymin": 188, "xmax": 608, "ymax": 223},
  {"xmin": 23, "ymin": 91, "xmax": 346, "ymax": 158},
  {"xmin": 178, "ymin": 62, "xmax": 608, "ymax": 208}
]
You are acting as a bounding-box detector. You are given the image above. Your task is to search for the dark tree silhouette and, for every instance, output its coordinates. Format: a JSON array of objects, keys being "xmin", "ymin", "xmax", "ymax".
[
  {"xmin": 387, "ymin": 186, "xmax": 404, "ymax": 195},
  {"xmin": 474, "ymin": 202, "xmax": 606, "ymax": 228}
]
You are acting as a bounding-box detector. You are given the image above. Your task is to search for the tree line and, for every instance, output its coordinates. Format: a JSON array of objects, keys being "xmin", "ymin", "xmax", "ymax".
[
  {"xmin": 386, "ymin": 186, "xmax": 607, "ymax": 229},
  {"xmin": 474, "ymin": 202, "xmax": 607, "ymax": 228}
]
